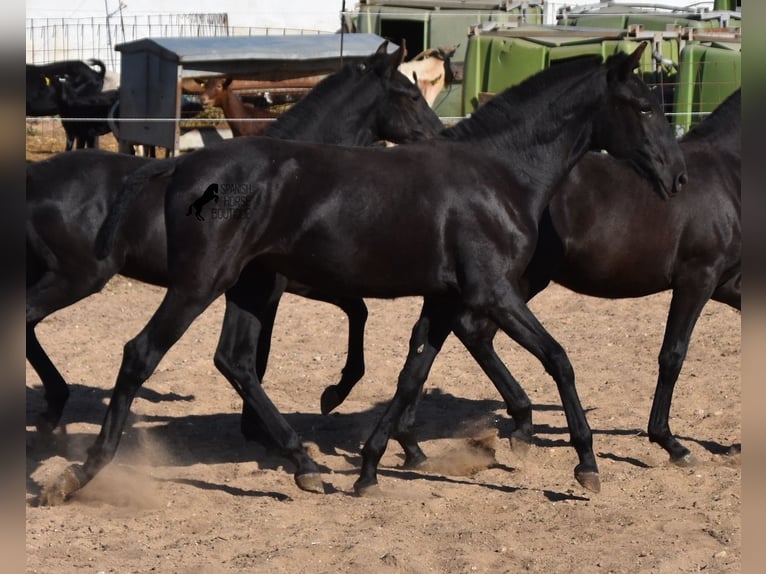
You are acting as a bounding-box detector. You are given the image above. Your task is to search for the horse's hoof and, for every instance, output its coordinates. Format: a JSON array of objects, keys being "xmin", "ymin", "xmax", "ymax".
[
  {"xmin": 575, "ymin": 470, "xmax": 601, "ymax": 493},
  {"xmin": 320, "ymin": 387, "xmax": 342, "ymax": 415},
  {"xmin": 354, "ymin": 482, "xmax": 383, "ymax": 497},
  {"xmin": 39, "ymin": 465, "xmax": 85, "ymax": 506},
  {"xmin": 670, "ymin": 452, "xmax": 697, "ymax": 467},
  {"xmin": 401, "ymin": 451, "xmax": 428, "ymax": 470},
  {"xmin": 407, "ymin": 457, "xmax": 432, "ymax": 472},
  {"xmin": 35, "ymin": 418, "xmax": 56, "ymax": 437},
  {"xmin": 294, "ymin": 473, "xmax": 324, "ymax": 494},
  {"xmin": 509, "ymin": 435, "xmax": 532, "ymax": 457}
]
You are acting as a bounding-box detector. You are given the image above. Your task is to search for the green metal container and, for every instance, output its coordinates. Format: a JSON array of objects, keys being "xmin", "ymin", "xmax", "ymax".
[
  {"xmin": 462, "ymin": 28, "xmax": 666, "ymax": 115},
  {"xmin": 674, "ymin": 41, "xmax": 741, "ymax": 132},
  {"xmin": 353, "ymin": 1, "xmax": 543, "ymax": 118}
]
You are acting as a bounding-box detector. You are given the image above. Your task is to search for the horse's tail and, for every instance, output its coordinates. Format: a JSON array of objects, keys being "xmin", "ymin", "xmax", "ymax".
[{"xmin": 95, "ymin": 159, "xmax": 177, "ymax": 260}]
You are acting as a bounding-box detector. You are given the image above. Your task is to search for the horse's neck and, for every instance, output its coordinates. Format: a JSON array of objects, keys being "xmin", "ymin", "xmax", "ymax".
[
  {"xmin": 218, "ymin": 91, "xmax": 259, "ymax": 136},
  {"xmin": 268, "ymin": 100, "xmax": 375, "ymax": 146},
  {"xmin": 470, "ymin": 110, "xmax": 596, "ymax": 217}
]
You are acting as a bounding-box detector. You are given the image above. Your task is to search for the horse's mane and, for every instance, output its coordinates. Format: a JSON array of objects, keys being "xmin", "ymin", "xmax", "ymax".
[
  {"xmin": 265, "ymin": 56, "xmax": 374, "ymax": 140},
  {"xmin": 441, "ymin": 54, "xmax": 606, "ymax": 143},
  {"xmin": 680, "ymin": 88, "xmax": 740, "ymax": 143}
]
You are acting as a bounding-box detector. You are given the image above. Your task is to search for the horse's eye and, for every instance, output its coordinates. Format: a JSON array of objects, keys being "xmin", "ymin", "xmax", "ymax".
[{"xmin": 639, "ymin": 105, "xmax": 653, "ymax": 117}]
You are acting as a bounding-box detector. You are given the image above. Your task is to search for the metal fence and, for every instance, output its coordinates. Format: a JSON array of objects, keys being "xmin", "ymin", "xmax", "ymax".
[
  {"xmin": 25, "ymin": 13, "xmax": 327, "ymax": 140},
  {"xmin": 25, "ymin": 13, "xmax": 326, "ymax": 72}
]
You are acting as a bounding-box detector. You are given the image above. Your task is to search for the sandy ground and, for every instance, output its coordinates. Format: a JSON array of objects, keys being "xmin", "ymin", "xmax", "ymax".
[{"xmin": 26, "ymin": 127, "xmax": 741, "ymax": 573}]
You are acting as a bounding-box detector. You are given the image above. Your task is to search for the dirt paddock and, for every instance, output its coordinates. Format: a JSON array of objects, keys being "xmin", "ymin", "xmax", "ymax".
[{"xmin": 26, "ymin": 128, "xmax": 741, "ymax": 573}]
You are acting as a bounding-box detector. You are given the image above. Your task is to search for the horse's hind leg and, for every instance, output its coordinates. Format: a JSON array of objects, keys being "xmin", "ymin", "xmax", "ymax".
[
  {"xmin": 39, "ymin": 287, "xmax": 217, "ymax": 505},
  {"xmin": 387, "ymin": 308, "xmax": 537, "ymax": 470},
  {"xmin": 711, "ymin": 271, "xmax": 741, "ymax": 311},
  {"xmin": 26, "ymin": 322, "xmax": 69, "ymax": 434},
  {"xmin": 238, "ymin": 290, "xmax": 279, "ymax": 442},
  {"xmin": 452, "ymin": 309, "xmax": 534, "ymax": 452},
  {"xmin": 355, "ymin": 296, "xmax": 457, "ymax": 496},
  {"xmin": 216, "ymin": 269, "xmax": 324, "ymax": 493},
  {"xmin": 27, "ymin": 267, "xmax": 114, "ymax": 434},
  {"xmin": 649, "ymin": 285, "xmax": 717, "ymax": 465},
  {"xmin": 488, "ymin": 293, "xmax": 599, "ymax": 493}
]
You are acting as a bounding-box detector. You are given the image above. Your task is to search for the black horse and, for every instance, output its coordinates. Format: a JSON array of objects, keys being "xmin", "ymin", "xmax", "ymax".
[
  {"xmin": 525, "ymin": 88, "xmax": 741, "ymax": 463},
  {"xmin": 26, "ymin": 41, "xmax": 443, "ymax": 434},
  {"xmin": 307, "ymin": 90, "xmax": 741, "ymax": 467},
  {"xmin": 42, "ymin": 44, "xmax": 687, "ymax": 504}
]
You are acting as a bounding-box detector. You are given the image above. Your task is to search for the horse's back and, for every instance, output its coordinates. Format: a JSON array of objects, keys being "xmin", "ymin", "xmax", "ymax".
[{"xmin": 161, "ymin": 137, "xmax": 535, "ymax": 298}]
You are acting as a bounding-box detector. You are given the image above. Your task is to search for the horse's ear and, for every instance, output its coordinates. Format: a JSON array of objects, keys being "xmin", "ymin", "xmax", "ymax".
[
  {"xmin": 375, "ymin": 40, "xmax": 389, "ymax": 55},
  {"xmin": 439, "ymin": 44, "xmax": 459, "ymax": 59},
  {"xmin": 627, "ymin": 42, "xmax": 647, "ymax": 71},
  {"xmin": 223, "ymin": 77, "xmax": 233, "ymax": 89},
  {"xmin": 610, "ymin": 42, "xmax": 647, "ymax": 82},
  {"xmin": 384, "ymin": 40, "xmax": 407, "ymax": 78}
]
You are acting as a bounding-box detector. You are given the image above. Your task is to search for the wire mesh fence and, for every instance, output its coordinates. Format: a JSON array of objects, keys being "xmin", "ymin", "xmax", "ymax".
[
  {"xmin": 25, "ymin": 13, "xmax": 327, "ymax": 141},
  {"xmin": 25, "ymin": 13, "xmax": 327, "ymax": 71}
]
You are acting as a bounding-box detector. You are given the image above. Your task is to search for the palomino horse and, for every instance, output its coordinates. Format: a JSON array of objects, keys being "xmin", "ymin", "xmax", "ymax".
[
  {"xmin": 26, "ymin": 41, "xmax": 443, "ymax": 435},
  {"xmin": 398, "ymin": 46, "xmax": 457, "ymax": 107},
  {"xmin": 41, "ymin": 44, "xmax": 686, "ymax": 503}
]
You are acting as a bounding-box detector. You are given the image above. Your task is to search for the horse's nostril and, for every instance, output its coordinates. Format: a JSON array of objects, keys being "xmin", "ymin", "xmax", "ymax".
[{"xmin": 674, "ymin": 172, "xmax": 688, "ymax": 192}]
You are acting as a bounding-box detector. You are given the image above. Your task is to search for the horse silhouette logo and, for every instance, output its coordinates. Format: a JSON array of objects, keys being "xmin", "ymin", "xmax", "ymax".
[{"xmin": 187, "ymin": 183, "xmax": 219, "ymax": 221}]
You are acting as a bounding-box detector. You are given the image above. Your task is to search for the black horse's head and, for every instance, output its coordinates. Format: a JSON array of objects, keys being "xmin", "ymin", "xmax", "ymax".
[
  {"xmin": 593, "ymin": 43, "xmax": 687, "ymax": 198},
  {"xmin": 266, "ymin": 40, "xmax": 443, "ymax": 146},
  {"xmin": 350, "ymin": 40, "xmax": 444, "ymax": 144}
]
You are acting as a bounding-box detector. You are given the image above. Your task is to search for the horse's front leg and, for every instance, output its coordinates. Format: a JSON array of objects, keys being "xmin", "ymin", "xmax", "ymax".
[
  {"xmin": 278, "ymin": 282, "xmax": 369, "ymax": 415},
  {"xmin": 319, "ymin": 295, "xmax": 368, "ymax": 414},
  {"xmin": 354, "ymin": 296, "xmax": 457, "ymax": 496},
  {"xmin": 216, "ymin": 268, "xmax": 324, "ymax": 493}
]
